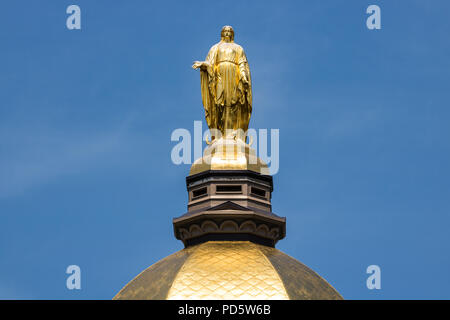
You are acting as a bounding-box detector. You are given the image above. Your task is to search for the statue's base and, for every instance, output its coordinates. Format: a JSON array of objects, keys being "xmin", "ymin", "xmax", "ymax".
[{"xmin": 189, "ymin": 137, "xmax": 269, "ymax": 176}]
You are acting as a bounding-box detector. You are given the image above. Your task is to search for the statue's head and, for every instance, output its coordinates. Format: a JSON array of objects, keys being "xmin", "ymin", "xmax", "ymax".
[{"xmin": 221, "ymin": 26, "xmax": 234, "ymax": 43}]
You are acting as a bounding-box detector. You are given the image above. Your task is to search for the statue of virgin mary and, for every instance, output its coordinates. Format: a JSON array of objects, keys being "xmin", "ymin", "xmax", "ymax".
[{"xmin": 192, "ymin": 26, "xmax": 252, "ymax": 139}]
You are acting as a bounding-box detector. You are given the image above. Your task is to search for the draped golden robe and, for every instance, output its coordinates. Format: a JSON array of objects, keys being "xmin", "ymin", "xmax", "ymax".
[{"xmin": 200, "ymin": 41, "xmax": 252, "ymax": 136}]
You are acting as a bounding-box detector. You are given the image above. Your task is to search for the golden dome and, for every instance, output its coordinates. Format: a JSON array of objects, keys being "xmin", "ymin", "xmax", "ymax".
[{"xmin": 114, "ymin": 241, "xmax": 342, "ymax": 300}]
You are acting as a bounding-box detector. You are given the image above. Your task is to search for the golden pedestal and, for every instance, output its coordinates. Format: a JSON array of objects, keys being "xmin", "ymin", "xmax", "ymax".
[{"xmin": 189, "ymin": 137, "xmax": 269, "ymax": 176}]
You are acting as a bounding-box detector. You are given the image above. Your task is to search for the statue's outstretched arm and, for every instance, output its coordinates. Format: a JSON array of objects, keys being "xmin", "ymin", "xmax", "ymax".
[{"xmin": 192, "ymin": 61, "xmax": 210, "ymax": 70}]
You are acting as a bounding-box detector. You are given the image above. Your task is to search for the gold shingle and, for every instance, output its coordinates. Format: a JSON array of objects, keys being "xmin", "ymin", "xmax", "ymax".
[{"xmin": 114, "ymin": 241, "xmax": 342, "ymax": 300}]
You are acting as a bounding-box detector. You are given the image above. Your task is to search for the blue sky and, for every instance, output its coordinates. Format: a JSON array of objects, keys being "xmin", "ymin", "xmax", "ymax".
[{"xmin": 1, "ymin": 0, "xmax": 449, "ymax": 299}]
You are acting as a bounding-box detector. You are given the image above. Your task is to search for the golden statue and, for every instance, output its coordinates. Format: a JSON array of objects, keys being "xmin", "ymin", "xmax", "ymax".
[
  {"xmin": 193, "ymin": 26, "xmax": 252, "ymax": 138},
  {"xmin": 190, "ymin": 26, "xmax": 267, "ymax": 176}
]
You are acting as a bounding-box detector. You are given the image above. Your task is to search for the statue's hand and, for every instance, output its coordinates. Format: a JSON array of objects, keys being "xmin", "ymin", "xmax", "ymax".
[
  {"xmin": 192, "ymin": 61, "xmax": 208, "ymax": 70},
  {"xmin": 192, "ymin": 61, "xmax": 201, "ymax": 69}
]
